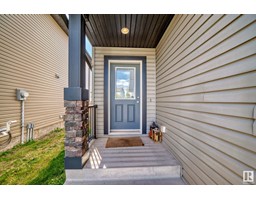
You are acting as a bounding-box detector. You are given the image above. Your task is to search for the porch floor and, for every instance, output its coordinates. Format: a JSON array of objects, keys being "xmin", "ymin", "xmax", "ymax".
[
  {"xmin": 65, "ymin": 136, "xmax": 185, "ymax": 185},
  {"xmin": 84, "ymin": 136, "xmax": 180, "ymax": 169}
]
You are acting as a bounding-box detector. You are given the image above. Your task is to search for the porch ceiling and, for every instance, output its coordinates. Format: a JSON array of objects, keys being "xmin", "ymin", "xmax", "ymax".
[{"xmin": 84, "ymin": 14, "xmax": 174, "ymax": 48}]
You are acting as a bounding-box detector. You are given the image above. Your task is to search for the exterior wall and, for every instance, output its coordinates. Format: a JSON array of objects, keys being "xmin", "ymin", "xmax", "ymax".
[
  {"xmin": 0, "ymin": 15, "xmax": 68, "ymax": 150},
  {"xmin": 156, "ymin": 14, "xmax": 256, "ymax": 184},
  {"xmin": 93, "ymin": 47, "xmax": 156, "ymax": 136}
]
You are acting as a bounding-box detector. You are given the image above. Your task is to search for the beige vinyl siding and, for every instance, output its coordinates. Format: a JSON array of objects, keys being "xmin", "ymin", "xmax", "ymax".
[
  {"xmin": 93, "ymin": 47, "xmax": 156, "ymax": 136},
  {"xmin": 0, "ymin": 15, "xmax": 68, "ymax": 145},
  {"xmin": 156, "ymin": 14, "xmax": 256, "ymax": 184}
]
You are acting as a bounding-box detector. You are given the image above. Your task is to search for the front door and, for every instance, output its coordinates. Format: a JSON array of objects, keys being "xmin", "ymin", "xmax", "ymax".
[{"xmin": 110, "ymin": 62, "xmax": 140, "ymax": 132}]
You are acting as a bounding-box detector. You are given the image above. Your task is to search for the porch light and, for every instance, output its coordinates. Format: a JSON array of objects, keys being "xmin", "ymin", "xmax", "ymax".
[{"xmin": 121, "ymin": 27, "xmax": 129, "ymax": 34}]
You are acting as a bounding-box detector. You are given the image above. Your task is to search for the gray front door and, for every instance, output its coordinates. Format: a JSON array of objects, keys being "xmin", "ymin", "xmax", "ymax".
[{"xmin": 110, "ymin": 62, "xmax": 140, "ymax": 130}]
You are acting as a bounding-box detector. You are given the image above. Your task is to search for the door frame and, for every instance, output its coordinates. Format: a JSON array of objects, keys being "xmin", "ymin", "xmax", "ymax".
[
  {"xmin": 104, "ymin": 56, "xmax": 147, "ymax": 135},
  {"xmin": 109, "ymin": 60, "xmax": 142, "ymax": 134}
]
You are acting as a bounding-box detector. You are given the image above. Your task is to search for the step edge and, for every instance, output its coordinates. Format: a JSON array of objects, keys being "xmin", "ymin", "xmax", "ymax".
[{"xmin": 66, "ymin": 166, "xmax": 181, "ymax": 180}]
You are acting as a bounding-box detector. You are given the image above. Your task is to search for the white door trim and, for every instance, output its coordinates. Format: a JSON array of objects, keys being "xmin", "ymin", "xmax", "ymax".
[{"xmin": 108, "ymin": 60, "xmax": 143, "ymax": 135}]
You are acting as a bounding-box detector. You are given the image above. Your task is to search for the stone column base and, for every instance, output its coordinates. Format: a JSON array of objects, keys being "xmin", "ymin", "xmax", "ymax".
[{"xmin": 64, "ymin": 100, "xmax": 88, "ymax": 169}]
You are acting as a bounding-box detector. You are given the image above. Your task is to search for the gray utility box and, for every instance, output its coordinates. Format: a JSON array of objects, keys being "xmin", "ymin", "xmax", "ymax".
[{"xmin": 16, "ymin": 89, "xmax": 29, "ymax": 101}]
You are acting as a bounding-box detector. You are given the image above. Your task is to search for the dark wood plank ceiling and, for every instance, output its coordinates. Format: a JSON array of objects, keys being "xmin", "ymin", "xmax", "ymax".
[{"xmin": 84, "ymin": 14, "xmax": 174, "ymax": 48}]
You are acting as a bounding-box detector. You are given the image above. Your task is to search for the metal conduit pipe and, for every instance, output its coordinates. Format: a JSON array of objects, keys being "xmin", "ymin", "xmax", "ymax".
[
  {"xmin": 0, "ymin": 120, "xmax": 16, "ymax": 148},
  {"xmin": 21, "ymin": 100, "xmax": 25, "ymax": 144},
  {"xmin": 26, "ymin": 123, "xmax": 34, "ymax": 142},
  {"xmin": 16, "ymin": 89, "xmax": 29, "ymax": 144}
]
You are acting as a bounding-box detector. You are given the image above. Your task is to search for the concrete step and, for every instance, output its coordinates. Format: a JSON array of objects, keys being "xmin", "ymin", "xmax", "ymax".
[
  {"xmin": 65, "ymin": 165, "xmax": 184, "ymax": 185},
  {"xmin": 86, "ymin": 159, "xmax": 180, "ymax": 169},
  {"xmin": 65, "ymin": 177, "xmax": 186, "ymax": 185},
  {"xmin": 94, "ymin": 150, "xmax": 170, "ymax": 156}
]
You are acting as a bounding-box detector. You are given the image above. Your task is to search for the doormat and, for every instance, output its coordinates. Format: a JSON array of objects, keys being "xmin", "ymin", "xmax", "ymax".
[{"xmin": 105, "ymin": 137, "xmax": 144, "ymax": 148}]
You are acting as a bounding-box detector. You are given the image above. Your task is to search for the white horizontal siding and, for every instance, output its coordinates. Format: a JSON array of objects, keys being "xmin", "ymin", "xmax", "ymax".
[
  {"xmin": 156, "ymin": 14, "xmax": 256, "ymax": 185},
  {"xmin": 93, "ymin": 47, "xmax": 156, "ymax": 136},
  {"xmin": 0, "ymin": 15, "xmax": 68, "ymax": 145}
]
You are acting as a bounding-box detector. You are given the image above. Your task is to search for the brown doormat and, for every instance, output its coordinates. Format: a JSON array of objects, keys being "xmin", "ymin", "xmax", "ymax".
[{"xmin": 105, "ymin": 137, "xmax": 144, "ymax": 148}]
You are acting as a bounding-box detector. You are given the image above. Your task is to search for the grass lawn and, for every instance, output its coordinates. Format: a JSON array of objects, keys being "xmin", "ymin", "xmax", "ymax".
[{"xmin": 0, "ymin": 128, "xmax": 65, "ymax": 185}]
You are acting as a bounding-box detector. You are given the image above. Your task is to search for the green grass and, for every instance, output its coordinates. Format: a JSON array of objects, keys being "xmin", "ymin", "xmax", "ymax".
[{"xmin": 0, "ymin": 128, "xmax": 65, "ymax": 185}]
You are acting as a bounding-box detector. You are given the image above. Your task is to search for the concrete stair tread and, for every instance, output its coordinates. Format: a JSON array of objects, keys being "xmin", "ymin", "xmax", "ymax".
[
  {"xmin": 99, "ymin": 156, "xmax": 178, "ymax": 162},
  {"xmin": 96, "ymin": 152, "xmax": 172, "ymax": 158},
  {"xmin": 86, "ymin": 160, "xmax": 180, "ymax": 169},
  {"xmin": 65, "ymin": 165, "xmax": 183, "ymax": 185}
]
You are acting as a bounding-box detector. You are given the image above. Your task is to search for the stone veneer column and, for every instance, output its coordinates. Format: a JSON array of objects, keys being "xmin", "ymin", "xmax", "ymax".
[{"xmin": 64, "ymin": 100, "xmax": 88, "ymax": 169}]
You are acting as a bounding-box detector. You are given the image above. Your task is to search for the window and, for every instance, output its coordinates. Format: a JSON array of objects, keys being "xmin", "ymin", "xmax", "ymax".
[
  {"xmin": 115, "ymin": 68, "xmax": 135, "ymax": 99},
  {"xmin": 86, "ymin": 36, "xmax": 92, "ymax": 57}
]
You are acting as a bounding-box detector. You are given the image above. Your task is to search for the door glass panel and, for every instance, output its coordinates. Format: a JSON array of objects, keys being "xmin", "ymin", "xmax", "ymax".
[{"xmin": 115, "ymin": 68, "xmax": 135, "ymax": 99}]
